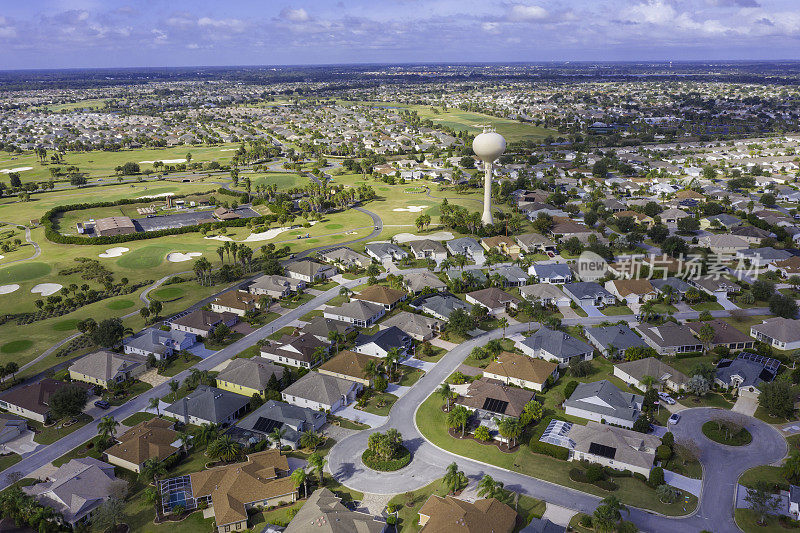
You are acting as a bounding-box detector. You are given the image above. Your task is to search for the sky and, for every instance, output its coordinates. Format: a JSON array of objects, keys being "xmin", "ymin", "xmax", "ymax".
[{"xmin": 2, "ymin": 0, "xmax": 800, "ymax": 69}]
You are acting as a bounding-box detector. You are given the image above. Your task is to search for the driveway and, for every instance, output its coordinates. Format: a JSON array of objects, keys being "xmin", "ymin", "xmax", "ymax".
[
  {"xmin": 732, "ymin": 395, "xmax": 758, "ymax": 416},
  {"xmin": 0, "ymin": 430, "xmax": 39, "ymax": 455},
  {"xmin": 663, "ymin": 470, "xmax": 702, "ymax": 496},
  {"xmin": 335, "ymin": 405, "xmax": 388, "ymax": 428},
  {"xmin": 717, "ymin": 296, "xmax": 740, "ymax": 311},
  {"xmin": 189, "ymin": 344, "xmax": 217, "ymax": 359},
  {"xmin": 578, "ymin": 302, "xmax": 604, "ymax": 317},
  {"xmin": 558, "ymin": 304, "xmax": 579, "ymax": 319}
]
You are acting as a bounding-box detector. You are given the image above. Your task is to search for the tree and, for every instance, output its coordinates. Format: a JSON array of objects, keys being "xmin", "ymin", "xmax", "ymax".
[
  {"xmin": 49, "ymin": 384, "xmax": 88, "ymax": 420},
  {"xmin": 90, "ymin": 318, "xmax": 125, "ymax": 348},
  {"xmin": 447, "ymin": 308, "xmax": 473, "ymax": 338},
  {"xmin": 91, "ymin": 497, "xmax": 126, "ymax": 532},
  {"xmin": 656, "ymin": 484, "xmax": 679, "ymax": 504},
  {"xmin": 193, "ymin": 423, "xmax": 220, "ymax": 446},
  {"xmin": 745, "ymin": 481, "xmax": 780, "ymax": 526},
  {"xmin": 661, "ymin": 236, "xmax": 689, "ymax": 258},
  {"xmin": 447, "ymin": 405, "xmax": 470, "ymax": 437},
  {"xmin": 140, "ymin": 458, "xmax": 167, "ymax": 518},
  {"xmin": 4, "ymin": 361, "xmax": 18, "ymax": 380},
  {"xmin": 760, "ymin": 380, "xmax": 795, "ymax": 419},
  {"xmin": 752, "ymin": 280, "xmax": 776, "ymax": 301},
  {"xmin": 148, "ymin": 397, "xmax": 161, "ymax": 417},
  {"xmin": 169, "ymin": 380, "xmax": 180, "ymax": 401},
  {"xmin": 98, "ymin": 416, "xmax": 119, "ymax": 442},
  {"xmin": 498, "ymin": 317, "xmax": 509, "ymax": 338},
  {"xmin": 698, "ymin": 323, "xmax": 715, "ymax": 354},
  {"xmin": 676, "ymin": 216, "xmax": 699, "ymax": 233},
  {"xmin": 308, "ymin": 452, "xmax": 327, "ymax": 484},
  {"xmin": 496, "ymin": 417, "xmax": 521, "ymax": 447},
  {"xmin": 438, "ymin": 383, "xmax": 453, "ymax": 411},
  {"xmin": 300, "ymin": 429, "xmax": 324, "ymax": 451},
  {"xmin": 207, "ymin": 435, "xmax": 242, "ymax": 463},
  {"xmin": 269, "ymin": 426, "xmax": 286, "ymax": 449},
  {"xmin": 769, "ymin": 293, "xmax": 799, "ymax": 319},
  {"xmin": 477, "ymin": 474, "xmax": 506, "ymax": 501},
  {"xmin": 647, "ymin": 224, "xmax": 669, "ymax": 244},
  {"xmin": 686, "ymin": 375, "xmax": 710, "ymax": 397},
  {"xmin": 760, "ymin": 193, "xmax": 776, "ymax": 206},
  {"xmin": 291, "ymin": 468, "xmax": 309, "ymax": 498},
  {"xmin": 443, "ymin": 462, "xmax": 468, "ymax": 494},
  {"xmin": 783, "ymin": 451, "xmax": 800, "ymax": 483},
  {"xmin": 593, "ymin": 495, "xmax": 628, "ymax": 533}
]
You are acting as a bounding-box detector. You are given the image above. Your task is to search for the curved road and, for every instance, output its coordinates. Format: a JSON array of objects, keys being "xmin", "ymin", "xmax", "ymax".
[
  {"xmin": 0, "ymin": 222, "xmax": 41, "ymax": 266},
  {"xmin": 327, "ymin": 322, "xmax": 788, "ymax": 533}
]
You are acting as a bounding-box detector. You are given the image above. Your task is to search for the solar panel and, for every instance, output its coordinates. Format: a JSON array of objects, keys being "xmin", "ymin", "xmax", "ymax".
[
  {"xmin": 252, "ymin": 417, "xmax": 283, "ymax": 433},
  {"xmin": 482, "ymin": 397, "xmax": 509, "ymax": 414},
  {"xmin": 588, "ymin": 442, "xmax": 617, "ymax": 459}
]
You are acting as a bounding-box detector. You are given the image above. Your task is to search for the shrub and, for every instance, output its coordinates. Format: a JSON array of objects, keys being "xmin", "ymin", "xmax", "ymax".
[
  {"xmin": 633, "ymin": 472, "xmax": 647, "ymax": 483},
  {"xmin": 656, "ymin": 444, "xmax": 673, "ymax": 461},
  {"xmin": 564, "ymin": 381, "xmax": 579, "ymax": 399},
  {"xmin": 362, "ymin": 446, "xmax": 411, "ymax": 472},
  {"xmin": 649, "ymin": 466, "xmax": 665, "ymax": 487},
  {"xmin": 474, "ymin": 426, "xmax": 492, "ymax": 442},
  {"xmin": 529, "ymin": 438, "xmax": 570, "ymax": 460},
  {"xmin": 580, "ymin": 514, "xmax": 593, "ymax": 527},
  {"xmin": 586, "ymin": 463, "xmax": 605, "ymax": 482}
]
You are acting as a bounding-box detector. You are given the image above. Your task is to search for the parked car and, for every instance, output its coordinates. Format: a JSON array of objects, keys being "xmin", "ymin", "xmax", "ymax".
[
  {"xmin": 547, "ymin": 251, "xmax": 555, "ymax": 258},
  {"xmin": 668, "ymin": 413, "xmax": 681, "ymax": 425},
  {"xmin": 94, "ymin": 400, "xmax": 110, "ymax": 410},
  {"xmin": 658, "ymin": 392, "xmax": 676, "ymax": 405}
]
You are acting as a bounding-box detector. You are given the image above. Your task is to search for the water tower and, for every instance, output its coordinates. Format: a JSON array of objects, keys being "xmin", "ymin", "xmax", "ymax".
[{"xmin": 472, "ymin": 128, "xmax": 506, "ymax": 225}]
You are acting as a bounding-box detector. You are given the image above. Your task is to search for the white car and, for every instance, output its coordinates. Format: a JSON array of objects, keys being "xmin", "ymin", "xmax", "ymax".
[{"xmin": 658, "ymin": 392, "xmax": 676, "ymax": 405}]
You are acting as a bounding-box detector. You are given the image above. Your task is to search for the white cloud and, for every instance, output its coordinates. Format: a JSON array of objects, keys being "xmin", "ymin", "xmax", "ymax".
[
  {"xmin": 626, "ymin": 1, "xmax": 676, "ymax": 25},
  {"xmin": 507, "ymin": 4, "xmax": 548, "ymax": 22},
  {"xmin": 280, "ymin": 7, "xmax": 310, "ymax": 22}
]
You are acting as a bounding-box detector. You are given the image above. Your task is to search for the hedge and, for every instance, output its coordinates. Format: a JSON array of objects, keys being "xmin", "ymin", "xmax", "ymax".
[
  {"xmin": 568, "ymin": 468, "xmax": 618, "ymax": 491},
  {"xmin": 41, "ymin": 196, "xmax": 278, "ymax": 245},
  {"xmin": 676, "ymin": 351, "xmax": 704, "ymax": 359},
  {"xmin": 529, "ymin": 438, "xmax": 570, "ymax": 460},
  {"xmin": 361, "ymin": 446, "xmax": 411, "ymax": 472}
]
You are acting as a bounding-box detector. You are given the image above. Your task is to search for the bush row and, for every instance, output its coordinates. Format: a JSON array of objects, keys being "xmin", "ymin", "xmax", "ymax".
[
  {"xmin": 568, "ymin": 468, "xmax": 619, "ymax": 491},
  {"xmin": 528, "ymin": 438, "xmax": 570, "ymax": 460}
]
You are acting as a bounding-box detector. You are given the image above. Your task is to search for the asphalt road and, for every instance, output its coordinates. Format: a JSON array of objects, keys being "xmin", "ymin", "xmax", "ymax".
[{"xmin": 0, "ymin": 221, "xmax": 41, "ymax": 266}]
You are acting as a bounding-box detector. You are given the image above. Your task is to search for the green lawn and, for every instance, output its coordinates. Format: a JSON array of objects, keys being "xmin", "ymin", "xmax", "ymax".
[
  {"xmin": 150, "ymin": 286, "xmax": 186, "ymax": 301},
  {"xmin": 735, "ymin": 509, "xmax": 800, "ymax": 532},
  {"xmin": 52, "ymin": 435, "xmax": 105, "ymax": 467},
  {"xmin": 387, "ymin": 478, "xmax": 449, "ymax": 533},
  {"xmin": 268, "ymin": 326, "xmax": 296, "ymax": 341},
  {"xmin": 690, "ymin": 301, "xmax": 724, "ymax": 312},
  {"xmin": 159, "ymin": 354, "xmax": 203, "ymax": 377},
  {"xmin": 601, "ymin": 305, "xmax": 633, "ymax": 316},
  {"xmin": 122, "ymin": 411, "xmax": 156, "ymax": 426},
  {"xmin": 233, "ymin": 345, "xmax": 261, "ymax": 359},
  {"xmin": 327, "ymin": 415, "xmax": 369, "ymax": 431},
  {"xmin": 279, "ymin": 293, "xmax": 315, "ymax": 309},
  {"xmin": 359, "ymin": 392, "xmax": 398, "ymax": 416},
  {"xmin": 398, "ymin": 366, "xmax": 425, "ymax": 386},
  {"xmin": 0, "ymin": 453, "xmax": 21, "ymax": 472},
  {"xmin": 31, "ymin": 414, "xmax": 93, "ymax": 445},
  {"xmin": 702, "ymin": 420, "xmax": 752, "ymax": 446},
  {"xmin": 739, "ymin": 465, "xmax": 786, "ymax": 490},
  {"xmin": 105, "ymin": 380, "xmax": 153, "ymax": 406}
]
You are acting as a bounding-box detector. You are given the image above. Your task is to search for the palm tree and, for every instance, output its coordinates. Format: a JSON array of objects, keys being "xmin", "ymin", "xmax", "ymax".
[
  {"xmin": 698, "ymin": 323, "xmax": 716, "ymax": 355},
  {"xmin": 364, "ymin": 359, "xmax": 382, "ymax": 386},
  {"xmin": 783, "ymin": 452, "xmax": 800, "ymax": 483},
  {"xmin": 98, "ymin": 416, "xmax": 119, "ymax": 442},
  {"xmin": 498, "ymin": 317, "xmax": 509, "ymax": 338},
  {"xmin": 177, "ymin": 431, "xmax": 192, "ymax": 454},
  {"xmin": 148, "ymin": 397, "xmax": 161, "ymax": 417},
  {"xmin": 496, "ymin": 417, "xmax": 521, "ymax": 448},
  {"xmin": 384, "ymin": 347, "xmax": 401, "ymax": 374},
  {"xmin": 300, "ymin": 430, "xmax": 324, "ymax": 451},
  {"xmin": 308, "ymin": 452, "xmax": 327, "ymax": 484},
  {"xmin": 207, "ymin": 436, "xmax": 242, "ymax": 463},
  {"xmin": 168, "ymin": 380, "xmax": 180, "ymax": 401},
  {"xmin": 139, "ymin": 458, "xmax": 167, "ymax": 519},
  {"xmin": 477, "ymin": 474, "xmax": 505, "ymax": 501},
  {"xmin": 447, "ymin": 405, "xmax": 470, "ymax": 437},
  {"xmin": 640, "ymin": 375, "xmax": 657, "ymax": 391},
  {"xmin": 443, "ymin": 462, "xmax": 465, "ymax": 495},
  {"xmin": 327, "ymin": 331, "xmax": 344, "ymax": 353},
  {"xmin": 437, "ymin": 383, "xmax": 452, "ymax": 411},
  {"xmin": 193, "ymin": 423, "xmax": 220, "ymax": 447},
  {"xmin": 291, "ymin": 468, "xmax": 308, "ymax": 498},
  {"xmin": 269, "ymin": 426, "xmax": 287, "ymax": 450}
]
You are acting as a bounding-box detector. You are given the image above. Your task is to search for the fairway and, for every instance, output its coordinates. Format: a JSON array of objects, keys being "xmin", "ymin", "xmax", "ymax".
[
  {"xmin": 52, "ymin": 319, "xmax": 78, "ymax": 331},
  {"xmin": 106, "ymin": 299, "xmax": 135, "ymax": 310},
  {"xmin": 116, "ymin": 246, "xmax": 167, "ymax": 269},
  {"xmin": 150, "ymin": 287, "xmax": 185, "ymax": 301},
  {"xmin": 1, "ymin": 340, "xmax": 33, "ymax": 353},
  {"xmin": 251, "ymin": 172, "xmax": 308, "ymax": 190},
  {"xmin": 0, "ymin": 262, "xmax": 52, "ymax": 284}
]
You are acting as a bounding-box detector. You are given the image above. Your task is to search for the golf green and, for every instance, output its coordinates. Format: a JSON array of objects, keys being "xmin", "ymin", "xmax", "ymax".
[
  {"xmin": 116, "ymin": 246, "xmax": 166, "ymax": 269},
  {"xmin": 325, "ymin": 224, "xmax": 343, "ymax": 230},
  {"xmin": 0, "ymin": 262, "xmax": 51, "ymax": 284},
  {"xmin": 151, "ymin": 287, "xmax": 185, "ymax": 301},
  {"xmin": 52, "ymin": 319, "xmax": 79, "ymax": 332},
  {"xmin": 106, "ymin": 299, "xmax": 135, "ymax": 310},
  {"xmin": 1, "ymin": 340, "xmax": 33, "ymax": 353}
]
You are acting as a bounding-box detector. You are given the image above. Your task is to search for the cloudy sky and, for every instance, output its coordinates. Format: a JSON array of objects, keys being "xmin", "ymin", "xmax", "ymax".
[{"xmin": 2, "ymin": 0, "xmax": 799, "ymax": 69}]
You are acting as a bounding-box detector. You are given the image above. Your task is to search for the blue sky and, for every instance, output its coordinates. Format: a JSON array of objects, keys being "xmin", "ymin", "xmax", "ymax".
[{"xmin": 2, "ymin": 0, "xmax": 800, "ymax": 69}]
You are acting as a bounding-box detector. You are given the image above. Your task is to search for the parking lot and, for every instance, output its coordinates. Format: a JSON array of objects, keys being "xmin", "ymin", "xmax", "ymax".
[{"xmin": 133, "ymin": 206, "xmax": 259, "ymax": 232}]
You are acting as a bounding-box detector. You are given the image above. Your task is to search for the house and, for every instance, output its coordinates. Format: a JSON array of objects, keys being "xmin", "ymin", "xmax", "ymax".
[
  {"xmin": 465, "ymin": 287, "xmax": 521, "ymax": 315},
  {"xmin": 604, "ymin": 279, "xmax": 657, "ymax": 306},
  {"xmin": 0, "ymin": 413, "xmax": 27, "ymax": 445},
  {"xmin": 232, "ymin": 400, "xmax": 326, "ymax": 450},
  {"xmin": 351, "ymin": 285, "xmax": 407, "ymax": 310},
  {"xmin": 732, "ymin": 225, "xmax": 774, "ymax": 245},
  {"xmin": 518, "ymin": 327, "xmax": 594, "ymax": 367},
  {"xmin": 524, "ymin": 518, "xmax": 567, "ymax": 533},
  {"xmin": 660, "ymin": 208, "xmax": 690, "ymax": 226},
  {"xmin": 686, "ymin": 319, "xmax": 755, "ymax": 351},
  {"xmin": 211, "ymin": 291, "xmax": 261, "ymax": 316},
  {"xmin": 300, "ymin": 316, "xmax": 356, "ymax": 343},
  {"xmin": 403, "ymin": 271, "xmax": 448, "ymax": 293},
  {"xmin": 650, "ymin": 277, "xmax": 693, "ymax": 300},
  {"xmin": 318, "ymin": 350, "xmax": 380, "ymax": 387},
  {"xmin": 170, "ymin": 309, "xmax": 238, "ymax": 337},
  {"xmin": 446, "ymin": 237, "xmax": 485, "ymax": 264},
  {"xmin": 563, "ymin": 282, "xmax": 616, "ymax": 307},
  {"xmin": 689, "ymin": 275, "xmax": 740, "ymax": 297},
  {"xmin": 124, "ymin": 328, "xmax": 196, "ymax": 360},
  {"xmin": 483, "ymin": 351, "xmax": 559, "ymax": 391},
  {"xmin": 530, "ymin": 263, "xmax": 573, "ymax": 284},
  {"xmin": 585, "ymin": 325, "xmax": 648, "ymax": 357},
  {"xmin": 455, "ymin": 378, "xmax": 535, "ymax": 441},
  {"xmin": 245, "ymin": 275, "xmax": 305, "ymax": 299},
  {"xmin": 564, "ymin": 380, "xmax": 643, "ymax": 428},
  {"xmin": 323, "ymin": 300, "xmax": 386, "ymax": 327},
  {"xmin": 172, "ymin": 450, "xmax": 297, "ymax": 533},
  {"xmin": 616, "ymin": 210, "xmax": 654, "ymax": 228},
  {"xmin": 519, "ymin": 284, "xmax": 571, "ymax": 307},
  {"xmin": 281, "ymin": 371, "xmax": 361, "ymax": 412},
  {"xmin": 751, "ymin": 317, "xmax": 800, "ymax": 351},
  {"xmin": 284, "ymin": 259, "xmax": 336, "ymax": 283},
  {"xmin": 163, "ymin": 385, "xmax": 250, "ymax": 426},
  {"xmin": 481, "ymin": 235, "xmax": 521, "ymax": 258},
  {"xmin": 701, "ymin": 214, "xmax": 742, "ymax": 230},
  {"xmin": 550, "ymin": 217, "xmax": 592, "ymax": 239},
  {"xmin": 23, "ymin": 458, "xmax": 122, "ymax": 527},
  {"xmin": 365, "ymin": 242, "xmax": 408, "ymax": 262},
  {"xmin": 489, "ymin": 264, "xmax": 529, "ymax": 287},
  {"xmin": 0, "ymin": 378, "xmax": 92, "ymax": 423},
  {"xmin": 567, "ymin": 422, "xmax": 660, "ymax": 477},
  {"xmin": 69, "ymin": 350, "xmax": 147, "ymax": 389},
  {"xmin": 698, "ymin": 234, "xmax": 750, "ymax": 255},
  {"xmin": 614, "ymin": 357, "xmax": 689, "ymax": 392},
  {"xmin": 409, "ymin": 239, "xmax": 448, "ymax": 263},
  {"xmin": 737, "ymin": 247, "xmax": 793, "ymax": 267},
  {"xmin": 516, "ymin": 232, "xmax": 557, "ymax": 254},
  {"xmin": 418, "ymin": 495, "xmax": 516, "ymax": 533},
  {"xmin": 215, "ymin": 356, "xmax": 285, "ymax": 399},
  {"xmin": 771, "ymin": 256, "xmax": 800, "ymax": 278},
  {"xmin": 285, "ymin": 488, "xmax": 386, "ymax": 533},
  {"xmin": 353, "ymin": 326, "xmax": 413, "ymax": 358},
  {"xmin": 790, "ymin": 485, "xmax": 800, "ymax": 520},
  {"xmin": 410, "ymin": 292, "xmax": 471, "ymax": 321},
  {"xmin": 104, "ymin": 418, "xmax": 180, "ymax": 473},
  {"xmin": 715, "ymin": 352, "xmax": 779, "ymax": 397},
  {"xmin": 635, "ymin": 323, "xmax": 703, "ymax": 355},
  {"xmin": 260, "ymin": 333, "xmax": 330, "ymax": 368},
  {"xmin": 318, "ymin": 247, "xmax": 371, "ymax": 269},
  {"xmin": 380, "ymin": 311, "xmax": 441, "ymax": 341}
]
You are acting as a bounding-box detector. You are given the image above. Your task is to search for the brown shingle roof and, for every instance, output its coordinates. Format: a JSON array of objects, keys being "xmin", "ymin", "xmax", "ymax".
[
  {"xmin": 418, "ymin": 496, "xmax": 516, "ymax": 533},
  {"xmin": 0, "ymin": 379, "xmax": 91, "ymax": 416},
  {"xmin": 609, "ymin": 279, "xmax": 656, "ymax": 297},
  {"xmin": 456, "ymin": 378, "xmax": 534, "ymax": 418},
  {"xmin": 483, "ymin": 352, "xmax": 558, "ymax": 386},
  {"xmin": 318, "ymin": 350, "xmax": 378, "ymax": 381},
  {"xmin": 105, "ymin": 418, "xmax": 179, "ymax": 467},
  {"xmin": 352, "ymin": 285, "xmax": 406, "ymax": 306}
]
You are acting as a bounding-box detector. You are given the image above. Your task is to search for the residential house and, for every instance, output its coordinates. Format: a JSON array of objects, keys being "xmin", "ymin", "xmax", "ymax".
[
  {"xmin": 410, "ymin": 292, "xmax": 470, "ymax": 321},
  {"xmin": 613, "ymin": 357, "xmax": 689, "ymax": 392},
  {"xmin": 211, "ymin": 291, "xmax": 261, "ymax": 317},
  {"xmin": 563, "ymin": 282, "xmax": 617, "ymax": 307},
  {"xmin": 465, "ymin": 287, "xmax": 521, "ymax": 314},
  {"xmin": 215, "ymin": 356, "xmax": 285, "ymax": 399},
  {"xmin": 281, "ymin": 372, "xmax": 361, "ymax": 412},
  {"xmin": 418, "ymin": 495, "xmax": 516, "ymax": 533},
  {"xmin": 244, "ymin": 275, "xmax": 304, "ymax": 299},
  {"xmin": 318, "ymin": 247, "xmax": 371, "ymax": 269},
  {"xmin": 567, "ymin": 422, "xmax": 660, "ymax": 477},
  {"xmin": 550, "ymin": 217, "xmax": 592, "ymax": 239},
  {"xmin": 409, "ymin": 239, "xmax": 448, "ymax": 263},
  {"xmin": 689, "ymin": 275, "xmax": 740, "ymax": 298},
  {"xmin": 585, "ymin": 325, "xmax": 648, "ymax": 357},
  {"xmin": 353, "ymin": 326, "xmax": 413, "ymax": 358},
  {"xmin": 104, "ymin": 418, "xmax": 180, "ymax": 473},
  {"xmin": 635, "ymin": 323, "xmax": 703, "ymax": 355},
  {"xmin": 660, "ymin": 208, "xmax": 690, "ymax": 226},
  {"xmin": 284, "ymin": 260, "xmax": 336, "ymax": 283},
  {"xmin": 0, "ymin": 378, "xmax": 92, "ymax": 423},
  {"xmin": 701, "ymin": 214, "xmax": 742, "ymax": 230},
  {"xmin": 698, "ymin": 234, "xmax": 750, "ymax": 255},
  {"xmin": 530, "ymin": 264, "xmax": 573, "ymax": 284},
  {"xmin": 686, "ymin": 319, "xmax": 755, "ymax": 351},
  {"xmin": 0, "ymin": 413, "xmax": 27, "ymax": 445},
  {"xmin": 564, "ymin": 380, "xmax": 643, "ymax": 428},
  {"xmin": 380, "ymin": 311, "xmax": 441, "ymax": 341},
  {"xmin": 516, "ymin": 233, "xmax": 557, "ymax": 254},
  {"xmin": 318, "ymin": 350, "xmax": 380, "ymax": 387},
  {"xmin": 732, "ymin": 225, "xmax": 774, "ymax": 245},
  {"xmin": 284, "ymin": 488, "xmax": 387, "ymax": 533},
  {"xmin": 519, "ymin": 284, "xmax": 571, "ymax": 307},
  {"xmin": 650, "ymin": 277, "xmax": 692, "ymax": 300},
  {"xmin": 68, "ymin": 350, "xmax": 147, "ymax": 389},
  {"xmin": 403, "ymin": 271, "xmax": 448, "ymax": 293},
  {"xmin": 170, "ymin": 309, "xmax": 238, "ymax": 337},
  {"xmin": 770, "ymin": 256, "xmax": 800, "ymax": 278},
  {"xmin": 518, "ymin": 327, "xmax": 594, "ymax": 367},
  {"xmin": 737, "ymin": 247, "xmax": 793, "ymax": 267},
  {"xmin": 351, "ymin": 285, "xmax": 407, "ymax": 311},
  {"xmin": 751, "ymin": 317, "xmax": 800, "ymax": 351},
  {"xmin": 489, "ymin": 265, "xmax": 529, "ymax": 287},
  {"xmin": 163, "ymin": 385, "xmax": 250, "ymax": 426},
  {"xmin": 365, "ymin": 242, "xmax": 408, "ymax": 262},
  {"xmin": 23, "ymin": 458, "xmax": 122, "ymax": 527},
  {"xmin": 124, "ymin": 328, "xmax": 196, "ymax": 360},
  {"xmin": 715, "ymin": 352, "xmax": 779, "ymax": 397},
  {"xmin": 483, "ymin": 351, "xmax": 559, "ymax": 391},
  {"xmin": 300, "ymin": 316, "xmax": 355, "ymax": 343},
  {"xmin": 260, "ymin": 334, "xmax": 330, "ymax": 369},
  {"xmin": 232, "ymin": 400, "xmax": 326, "ymax": 450},
  {"xmin": 455, "ymin": 378, "xmax": 535, "ymax": 441},
  {"xmin": 604, "ymin": 279, "xmax": 657, "ymax": 307},
  {"xmin": 446, "ymin": 237, "xmax": 485, "ymax": 264},
  {"xmin": 323, "ymin": 300, "xmax": 386, "ymax": 327},
  {"xmin": 480, "ymin": 236, "xmax": 521, "ymax": 258}
]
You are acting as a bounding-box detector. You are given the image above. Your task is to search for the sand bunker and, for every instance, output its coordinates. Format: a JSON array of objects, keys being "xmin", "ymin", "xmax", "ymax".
[
  {"xmin": 0, "ymin": 167, "xmax": 33, "ymax": 174},
  {"xmin": 0, "ymin": 255, "xmax": 4, "ymax": 260},
  {"xmin": 204, "ymin": 235, "xmax": 233, "ymax": 242},
  {"xmin": 31, "ymin": 283, "xmax": 63, "ymax": 296},
  {"xmin": 139, "ymin": 159, "xmax": 187, "ymax": 165},
  {"xmin": 137, "ymin": 192, "xmax": 175, "ymax": 199},
  {"xmin": 393, "ymin": 231, "xmax": 454, "ymax": 243},
  {"xmin": 99, "ymin": 247, "xmax": 130, "ymax": 258},
  {"xmin": 220, "ymin": 149, "xmax": 238, "ymax": 152},
  {"xmin": 167, "ymin": 252, "xmax": 202, "ymax": 262},
  {"xmin": 393, "ymin": 205, "xmax": 429, "ymax": 213},
  {"xmin": 0, "ymin": 284, "xmax": 20, "ymax": 295}
]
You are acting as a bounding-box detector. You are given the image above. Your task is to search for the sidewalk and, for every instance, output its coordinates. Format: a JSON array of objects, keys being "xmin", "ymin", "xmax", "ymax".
[
  {"xmin": 335, "ymin": 405, "xmax": 388, "ymax": 428},
  {"xmin": 663, "ymin": 470, "xmax": 702, "ymax": 496}
]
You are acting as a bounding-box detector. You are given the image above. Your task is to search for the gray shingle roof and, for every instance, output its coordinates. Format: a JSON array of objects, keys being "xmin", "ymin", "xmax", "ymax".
[
  {"xmin": 163, "ymin": 385, "xmax": 250, "ymax": 424},
  {"xmin": 564, "ymin": 380, "xmax": 643, "ymax": 423},
  {"xmin": 282, "ymin": 372, "xmax": 356, "ymax": 406},
  {"xmin": 586, "ymin": 325, "xmax": 648, "ymax": 353},
  {"xmin": 520, "ymin": 327, "xmax": 593, "ymax": 359},
  {"xmin": 215, "ymin": 357, "xmax": 285, "ymax": 391}
]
